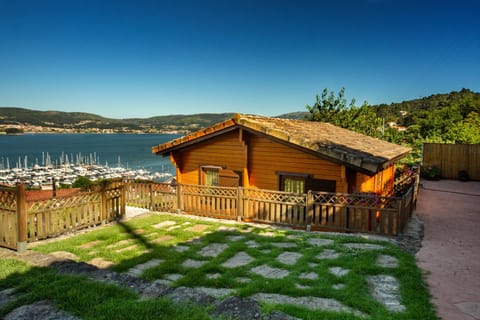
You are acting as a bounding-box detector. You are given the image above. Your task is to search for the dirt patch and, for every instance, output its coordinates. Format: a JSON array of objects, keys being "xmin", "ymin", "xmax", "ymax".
[
  {"xmin": 87, "ymin": 257, "xmax": 114, "ymax": 269},
  {"xmin": 150, "ymin": 235, "xmax": 175, "ymax": 244},
  {"xmin": 185, "ymin": 224, "xmax": 210, "ymax": 232},
  {"xmin": 78, "ymin": 240, "xmax": 103, "ymax": 249}
]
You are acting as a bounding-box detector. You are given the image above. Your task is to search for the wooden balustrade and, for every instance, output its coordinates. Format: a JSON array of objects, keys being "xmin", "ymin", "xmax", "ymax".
[{"xmin": 0, "ymin": 176, "xmax": 418, "ymax": 251}]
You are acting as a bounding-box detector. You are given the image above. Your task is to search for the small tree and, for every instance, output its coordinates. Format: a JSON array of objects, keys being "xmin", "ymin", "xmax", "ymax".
[
  {"xmin": 5, "ymin": 127, "xmax": 24, "ymax": 134},
  {"xmin": 72, "ymin": 176, "xmax": 93, "ymax": 191},
  {"xmin": 306, "ymin": 87, "xmax": 382, "ymax": 137}
]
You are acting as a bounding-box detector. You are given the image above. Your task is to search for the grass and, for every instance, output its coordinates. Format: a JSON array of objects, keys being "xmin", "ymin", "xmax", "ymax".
[{"xmin": 1, "ymin": 212, "xmax": 438, "ymax": 320}]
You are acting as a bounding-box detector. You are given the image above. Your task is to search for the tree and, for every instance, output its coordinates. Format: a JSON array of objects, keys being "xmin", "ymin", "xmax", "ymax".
[
  {"xmin": 72, "ymin": 176, "xmax": 93, "ymax": 191},
  {"xmin": 306, "ymin": 88, "xmax": 382, "ymax": 137},
  {"xmin": 306, "ymin": 87, "xmax": 353, "ymax": 124},
  {"xmin": 5, "ymin": 127, "xmax": 24, "ymax": 134}
]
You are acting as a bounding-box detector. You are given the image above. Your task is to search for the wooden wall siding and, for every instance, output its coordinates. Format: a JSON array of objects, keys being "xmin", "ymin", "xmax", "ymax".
[
  {"xmin": 176, "ymin": 130, "xmax": 247, "ymax": 185},
  {"xmin": 423, "ymin": 143, "xmax": 480, "ymax": 180},
  {"xmin": 356, "ymin": 165, "xmax": 395, "ymax": 196},
  {"xmin": 247, "ymin": 134, "xmax": 347, "ymax": 192}
]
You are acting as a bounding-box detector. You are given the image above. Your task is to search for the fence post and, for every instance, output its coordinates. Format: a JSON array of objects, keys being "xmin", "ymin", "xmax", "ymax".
[
  {"xmin": 120, "ymin": 184, "xmax": 126, "ymax": 218},
  {"xmin": 176, "ymin": 183, "xmax": 183, "ymax": 214},
  {"xmin": 149, "ymin": 183, "xmax": 154, "ymax": 211},
  {"xmin": 395, "ymin": 198, "xmax": 403, "ymax": 236},
  {"xmin": 306, "ymin": 191, "xmax": 313, "ymax": 232},
  {"xmin": 237, "ymin": 187, "xmax": 243, "ymax": 222},
  {"xmin": 101, "ymin": 184, "xmax": 107, "ymax": 224},
  {"xmin": 16, "ymin": 183, "xmax": 27, "ymax": 252}
]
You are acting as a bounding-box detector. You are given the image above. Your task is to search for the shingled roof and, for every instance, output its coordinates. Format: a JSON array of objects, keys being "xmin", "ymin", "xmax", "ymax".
[{"xmin": 152, "ymin": 114, "xmax": 411, "ymax": 175}]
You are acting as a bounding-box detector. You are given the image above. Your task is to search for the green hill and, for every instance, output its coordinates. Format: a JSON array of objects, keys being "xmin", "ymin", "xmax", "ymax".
[{"xmin": 0, "ymin": 107, "xmax": 234, "ymax": 132}]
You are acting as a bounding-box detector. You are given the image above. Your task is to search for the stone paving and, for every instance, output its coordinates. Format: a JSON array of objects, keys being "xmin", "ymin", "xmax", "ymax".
[{"xmin": 0, "ymin": 216, "xmax": 411, "ymax": 319}]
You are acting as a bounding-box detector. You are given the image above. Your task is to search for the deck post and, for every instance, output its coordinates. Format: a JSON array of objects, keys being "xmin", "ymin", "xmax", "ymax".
[
  {"xmin": 237, "ymin": 187, "xmax": 243, "ymax": 221},
  {"xmin": 101, "ymin": 184, "xmax": 107, "ymax": 224},
  {"xmin": 120, "ymin": 184, "xmax": 126, "ymax": 218},
  {"xmin": 149, "ymin": 183, "xmax": 154, "ymax": 211},
  {"xmin": 16, "ymin": 183, "xmax": 27, "ymax": 252},
  {"xmin": 306, "ymin": 191, "xmax": 313, "ymax": 231},
  {"xmin": 176, "ymin": 183, "xmax": 183, "ymax": 213}
]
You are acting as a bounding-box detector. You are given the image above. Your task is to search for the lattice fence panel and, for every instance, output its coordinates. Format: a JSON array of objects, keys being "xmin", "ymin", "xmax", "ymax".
[
  {"xmin": 27, "ymin": 192, "xmax": 102, "ymax": 241},
  {"xmin": 180, "ymin": 184, "xmax": 238, "ymax": 219},
  {"xmin": 243, "ymin": 188, "xmax": 306, "ymax": 206},
  {"xmin": 242, "ymin": 188, "xmax": 307, "ymax": 227},
  {"xmin": 0, "ymin": 187, "xmax": 17, "ymax": 249},
  {"xmin": 312, "ymin": 192, "xmax": 398, "ymax": 209}
]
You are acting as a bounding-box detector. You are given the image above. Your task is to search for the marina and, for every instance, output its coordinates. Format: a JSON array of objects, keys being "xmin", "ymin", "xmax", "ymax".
[
  {"xmin": 0, "ymin": 133, "xmax": 178, "ymax": 188},
  {"xmin": 0, "ymin": 152, "xmax": 172, "ymax": 189}
]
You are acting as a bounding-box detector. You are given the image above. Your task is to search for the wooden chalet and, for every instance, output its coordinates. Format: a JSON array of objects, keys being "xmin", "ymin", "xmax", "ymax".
[{"xmin": 152, "ymin": 114, "xmax": 411, "ymax": 196}]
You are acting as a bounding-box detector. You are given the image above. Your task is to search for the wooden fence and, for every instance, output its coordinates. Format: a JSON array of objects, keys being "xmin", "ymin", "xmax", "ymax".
[
  {"xmin": 423, "ymin": 143, "xmax": 480, "ymax": 180},
  {"xmin": 0, "ymin": 185, "xmax": 18, "ymax": 250},
  {"xmin": 0, "ymin": 175, "xmax": 418, "ymax": 251},
  {"xmin": 168, "ymin": 182, "xmax": 417, "ymax": 236},
  {"xmin": 0, "ymin": 183, "xmax": 124, "ymax": 251}
]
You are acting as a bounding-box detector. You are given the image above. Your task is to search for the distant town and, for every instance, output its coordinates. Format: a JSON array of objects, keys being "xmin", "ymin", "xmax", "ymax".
[{"xmin": 0, "ymin": 123, "xmax": 187, "ymax": 134}]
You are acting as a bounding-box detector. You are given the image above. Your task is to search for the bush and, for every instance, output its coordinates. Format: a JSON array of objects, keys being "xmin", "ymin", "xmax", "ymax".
[
  {"xmin": 458, "ymin": 170, "xmax": 470, "ymax": 182},
  {"xmin": 423, "ymin": 166, "xmax": 441, "ymax": 180},
  {"xmin": 72, "ymin": 176, "xmax": 93, "ymax": 191}
]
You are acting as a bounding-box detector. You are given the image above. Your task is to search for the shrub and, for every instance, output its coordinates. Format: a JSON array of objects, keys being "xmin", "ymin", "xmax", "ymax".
[
  {"xmin": 72, "ymin": 176, "xmax": 93, "ymax": 191},
  {"xmin": 423, "ymin": 166, "xmax": 441, "ymax": 180}
]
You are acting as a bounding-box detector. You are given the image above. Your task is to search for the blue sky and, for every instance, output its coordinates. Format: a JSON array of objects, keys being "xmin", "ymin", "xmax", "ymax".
[{"xmin": 1, "ymin": 0, "xmax": 479, "ymax": 118}]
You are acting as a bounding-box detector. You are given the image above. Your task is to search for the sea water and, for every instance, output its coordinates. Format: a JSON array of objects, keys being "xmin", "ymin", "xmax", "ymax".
[{"xmin": 0, "ymin": 133, "xmax": 179, "ymax": 176}]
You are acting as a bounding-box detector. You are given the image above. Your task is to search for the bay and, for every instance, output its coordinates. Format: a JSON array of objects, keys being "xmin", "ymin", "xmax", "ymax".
[{"xmin": 0, "ymin": 133, "xmax": 180, "ymax": 177}]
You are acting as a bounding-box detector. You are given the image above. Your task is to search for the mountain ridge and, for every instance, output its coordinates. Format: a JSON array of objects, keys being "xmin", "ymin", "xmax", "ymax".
[{"xmin": 1, "ymin": 88, "xmax": 478, "ymax": 133}]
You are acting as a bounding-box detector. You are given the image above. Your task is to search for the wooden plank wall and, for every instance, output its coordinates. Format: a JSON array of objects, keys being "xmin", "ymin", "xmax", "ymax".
[
  {"xmin": 355, "ymin": 165, "xmax": 395, "ymax": 196},
  {"xmin": 176, "ymin": 130, "xmax": 247, "ymax": 184},
  {"xmin": 423, "ymin": 143, "xmax": 480, "ymax": 180},
  {"xmin": 248, "ymin": 134, "xmax": 347, "ymax": 192}
]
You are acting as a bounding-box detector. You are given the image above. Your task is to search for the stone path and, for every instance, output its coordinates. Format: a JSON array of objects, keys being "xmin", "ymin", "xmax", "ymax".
[
  {"xmin": 0, "ymin": 217, "xmax": 410, "ymax": 319},
  {"xmin": 251, "ymin": 293, "xmax": 367, "ymax": 318}
]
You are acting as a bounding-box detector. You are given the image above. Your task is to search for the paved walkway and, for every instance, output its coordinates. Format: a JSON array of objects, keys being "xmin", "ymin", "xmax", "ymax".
[{"xmin": 416, "ymin": 180, "xmax": 480, "ymax": 320}]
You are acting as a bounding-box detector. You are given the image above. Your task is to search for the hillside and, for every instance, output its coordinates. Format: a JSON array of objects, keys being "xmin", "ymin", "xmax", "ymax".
[
  {"xmin": 0, "ymin": 107, "xmax": 234, "ymax": 133},
  {"xmin": 1, "ymin": 89, "xmax": 479, "ymax": 137},
  {"xmin": 374, "ymin": 88, "xmax": 480, "ymax": 126}
]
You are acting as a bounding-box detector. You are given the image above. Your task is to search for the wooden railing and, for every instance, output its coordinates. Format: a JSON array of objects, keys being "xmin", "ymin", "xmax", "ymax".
[
  {"xmin": 243, "ymin": 188, "xmax": 306, "ymax": 227},
  {"xmin": 144, "ymin": 182, "xmax": 418, "ymax": 237},
  {"xmin": 124, "ymin": 182, "xmax": 176, "ymax": 212},
  {"xmin": 179, "ymin": 184, "xmax": 238, "ymax": 220},
  {"xmin": 0, "ymin": 185, "xmax": 18, "ymax": 250},
  {"xmin": 0, "ymin": 174, "xmax": 418, "ymax": 251},
  {"xmin": 1, "ymin": 183, "xmax": 124, "ymax": 251},
  {"xmin": 26, "ymin": 185, "xmax": 123, "ymax": 242}
]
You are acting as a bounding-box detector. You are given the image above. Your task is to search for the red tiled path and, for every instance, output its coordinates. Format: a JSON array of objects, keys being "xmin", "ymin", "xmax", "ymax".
[{"xmin": 416, "ymin": 180, "xmax": 480, "ymax": 320}]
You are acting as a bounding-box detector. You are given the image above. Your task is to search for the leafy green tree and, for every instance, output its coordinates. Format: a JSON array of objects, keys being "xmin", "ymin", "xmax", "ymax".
[
  {"xmin": 306, "ymin": 88, "xmax": 382, "ymax": 137},
  {"xmin": 4, "ymin": 127, "xmax": 24, "ymax": 134},
  {"xmin": 306, "ymin": 87, "xmax": 353, "ymax": 123},
  {"xmin": 72, "ymin": 176, "xmax": 93, "ymax": 191}
]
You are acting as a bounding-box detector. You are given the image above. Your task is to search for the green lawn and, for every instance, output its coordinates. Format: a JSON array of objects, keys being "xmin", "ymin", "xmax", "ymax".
[{"xmin": 0, "ymin": 213, "xmax": 438, "ymax": 320}]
